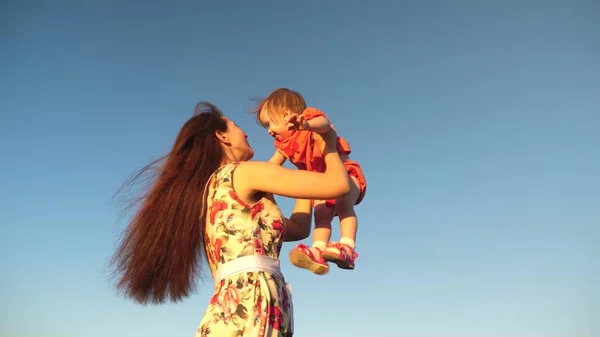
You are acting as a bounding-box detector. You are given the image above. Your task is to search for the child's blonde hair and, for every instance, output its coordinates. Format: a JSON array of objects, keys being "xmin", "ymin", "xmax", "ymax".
[{"xmin": 253, "ymin": 88, "xmax": 307, "ymax": 127}]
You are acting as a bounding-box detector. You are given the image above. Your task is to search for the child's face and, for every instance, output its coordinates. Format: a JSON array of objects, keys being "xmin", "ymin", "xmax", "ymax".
[{"xmin": 258, "ymin": 107, "xmax": 293, "ymax": 140}]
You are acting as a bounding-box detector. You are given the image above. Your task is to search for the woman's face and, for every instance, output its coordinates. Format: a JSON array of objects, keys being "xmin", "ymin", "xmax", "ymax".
[{"xmin": 222, "ymin": 118, "xmax": 254, "ymax": 161}]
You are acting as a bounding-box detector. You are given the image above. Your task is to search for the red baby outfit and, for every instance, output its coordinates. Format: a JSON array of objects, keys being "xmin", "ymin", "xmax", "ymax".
[{"xmin": 274, "ymin": 107, "xmax": 367, "ymax": 207}]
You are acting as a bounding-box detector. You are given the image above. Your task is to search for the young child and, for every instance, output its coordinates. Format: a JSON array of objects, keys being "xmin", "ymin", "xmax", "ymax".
[{"xmin": 253, "ymin": 88, "xmax": 367, "ymax": 275}]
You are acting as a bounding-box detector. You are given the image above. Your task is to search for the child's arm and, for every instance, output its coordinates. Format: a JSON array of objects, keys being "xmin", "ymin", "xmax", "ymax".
[
  {"xmin": 268, "ymin": 150, "xmax": 287, "ymax": 166},
  {"xmin": 287, "ymin": 107, "xmax": 333, "ymax": 133}
]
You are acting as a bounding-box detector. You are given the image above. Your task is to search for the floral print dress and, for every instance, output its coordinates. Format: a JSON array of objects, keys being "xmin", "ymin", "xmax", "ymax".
[{"xmin": 195, "ymin": 163, "xmax": 293, "ymax": 337}]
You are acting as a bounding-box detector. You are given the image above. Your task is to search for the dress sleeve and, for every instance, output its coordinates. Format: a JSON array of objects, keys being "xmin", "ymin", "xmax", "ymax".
[{"xmin": 301, "ymin": 107, "xmax": 327, "ymax": 121}]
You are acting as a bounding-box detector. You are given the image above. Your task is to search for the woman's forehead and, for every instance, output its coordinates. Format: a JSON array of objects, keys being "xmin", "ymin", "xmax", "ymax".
[{"xmin": 221, "ymin": 117, "xmax": 235, "ymax": 126}]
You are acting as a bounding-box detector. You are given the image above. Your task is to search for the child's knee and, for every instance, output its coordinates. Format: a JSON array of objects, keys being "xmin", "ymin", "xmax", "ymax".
[
  {"xmin": 335, "ymin": 199, "xmax": 356, "ymax": 219},
  {"xmin": 314, "ymin": 201, "xmax": 334, "ymax": 225}
]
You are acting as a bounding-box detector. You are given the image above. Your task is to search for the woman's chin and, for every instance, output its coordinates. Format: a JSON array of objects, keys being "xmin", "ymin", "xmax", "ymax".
[{"xmin": 243, "ymin": 149, "xmax": 254, "ymax": 161}]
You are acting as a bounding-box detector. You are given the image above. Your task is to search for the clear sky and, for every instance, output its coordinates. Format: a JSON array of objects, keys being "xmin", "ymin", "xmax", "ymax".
[{"xmin": 1, "ymin": 1, "xmax": 598, "ymax": 337}]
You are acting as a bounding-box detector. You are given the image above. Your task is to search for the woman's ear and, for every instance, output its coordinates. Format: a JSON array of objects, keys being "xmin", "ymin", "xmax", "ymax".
[{"xmin": 215, "ymin": 130, "xmax": 231, "ymax": 145}]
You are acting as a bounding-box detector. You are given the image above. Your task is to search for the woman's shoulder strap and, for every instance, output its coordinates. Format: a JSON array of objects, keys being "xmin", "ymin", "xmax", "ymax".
[{"xmin": 211, "ymin": 162, "xmax": 240, "ymax": 186}]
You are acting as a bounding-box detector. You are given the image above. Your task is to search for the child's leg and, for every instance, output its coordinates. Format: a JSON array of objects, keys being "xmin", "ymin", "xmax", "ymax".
[
  {"xmin": 321, "ymin": 176, "xmax": 361, "ymax": 269},
  {"xmin": 288, "ymin": 200, "xmax": 334, "ymax": 275},
  {"xmin": 312, "ymin": 200, "xmax": 335, "ymax": 251},
  {"xmin": 336, "ymin": 176, "xmax": 361, "ymax": 247}
]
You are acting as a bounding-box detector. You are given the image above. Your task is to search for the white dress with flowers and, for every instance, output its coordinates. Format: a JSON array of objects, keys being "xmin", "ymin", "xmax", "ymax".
[{"xmin": 195, "ymin": 163, "xmax": 293, "ymax": 337}]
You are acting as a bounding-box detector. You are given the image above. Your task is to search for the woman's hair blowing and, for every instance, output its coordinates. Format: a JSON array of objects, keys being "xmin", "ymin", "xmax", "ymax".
[{"xmin": 111, "ymin": 102, "xmax": 228, "ymax": 304}]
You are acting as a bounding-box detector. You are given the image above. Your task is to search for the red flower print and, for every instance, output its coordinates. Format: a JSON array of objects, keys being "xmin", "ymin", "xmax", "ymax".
[
  {"xmin": 271, "ymin": 219, "xmax": 285, "ymax": 233},
  {"xmin": 222, "ymin": 284, "xmax": 242, "ymax": 319},
  {"xmin": 268, "ymin": 304, "xmax": 283, "ymax": 330},
  {"xmin": 209, "ymin": 201, "xmax": 228, "ymax": 225},
  {"xmin": 253, "ymin": 238, "xmax": 265, "ymax": 255},
  {"xmin": 209, "ymin": 280, "xmax": 225, "ymax": 305},
  {"xmin": 256, "ymin": 295, "xmax": 263, "ymax": 313},
  {"xmin": 209, "ymin": 293, "xmax": 219, "ymax": 305},
  {"xmin": 250, "ymin": 203, "xmax": 265, "ymax": 219},
  {"xmin": 213, "ymin": 238, "xmax": 223, "ymax": 263}
]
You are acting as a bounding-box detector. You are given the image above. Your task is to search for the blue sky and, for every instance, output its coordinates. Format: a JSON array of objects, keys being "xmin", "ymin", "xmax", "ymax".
[{"xmin": 1, "ymin": 1, "xmax": 598, "ymax": 336}]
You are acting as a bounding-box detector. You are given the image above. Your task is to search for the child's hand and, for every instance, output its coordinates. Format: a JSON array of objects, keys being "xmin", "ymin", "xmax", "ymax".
[{"xmin": 285, "ymin": 113, "xmax": 309, "ymax": 131}]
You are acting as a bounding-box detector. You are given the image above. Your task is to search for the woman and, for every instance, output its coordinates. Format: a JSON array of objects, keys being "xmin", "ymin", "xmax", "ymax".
[{"xmin": 111, "ymin": 102, "xmax": 351, "ymax": 337}]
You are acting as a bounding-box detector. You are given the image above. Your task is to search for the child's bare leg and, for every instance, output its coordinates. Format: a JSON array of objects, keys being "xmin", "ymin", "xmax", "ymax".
[
  {"xmin": 321, "ymin": 176, "xmax": 361, "ymax": 270},
  {"xmin": 288, "ymin": 200, "xmax": 334, "ymax": 275},
  {"xmin": 312, "ymin": 200, "xmax": 335, "ymax": 253},
  {"xmin": 334, "ymin": 176, "xmax": 361, "ymax": 248}
]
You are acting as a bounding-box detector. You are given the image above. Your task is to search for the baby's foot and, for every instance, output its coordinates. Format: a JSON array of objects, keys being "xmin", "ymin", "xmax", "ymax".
[
  {"xmin": 322, "ymin": 242, "xmax": 358, "ymax": 270},
  {"xmin": 288, "ymin": 244, "xmax": 329, "ymax": 275}
]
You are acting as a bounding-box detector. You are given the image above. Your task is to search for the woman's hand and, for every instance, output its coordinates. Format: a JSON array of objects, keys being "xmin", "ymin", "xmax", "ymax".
[{"xmin": 313, "ymin": 126, "xmax": 338, "ymax": 154}]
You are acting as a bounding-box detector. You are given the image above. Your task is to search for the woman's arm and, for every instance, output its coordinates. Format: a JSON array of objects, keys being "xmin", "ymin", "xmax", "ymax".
[
  {"xmin": 233, "ymin": 129, "xmax": 351, "ymax": 201},
  {"xmin": 283, "ymin": 198, "xmax": 312, "ymax": 242}
]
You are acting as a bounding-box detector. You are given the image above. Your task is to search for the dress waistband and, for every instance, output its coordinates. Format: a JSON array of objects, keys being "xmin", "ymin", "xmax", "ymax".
[{"xmin": 214, "ymin": 255, "xmax": 284, "ymax": 284}]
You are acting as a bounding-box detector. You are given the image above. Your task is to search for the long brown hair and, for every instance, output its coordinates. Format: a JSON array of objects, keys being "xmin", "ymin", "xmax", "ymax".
[{"xmin": 111, "ymin": 102, "xmax": 228, "ymax": 304}]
